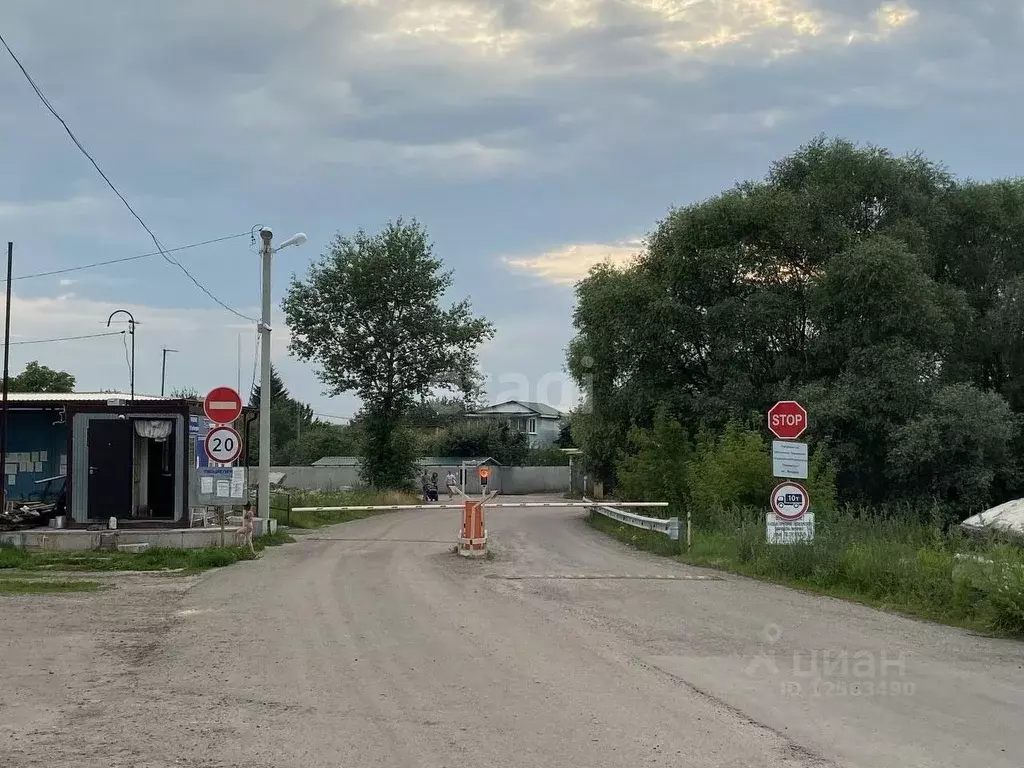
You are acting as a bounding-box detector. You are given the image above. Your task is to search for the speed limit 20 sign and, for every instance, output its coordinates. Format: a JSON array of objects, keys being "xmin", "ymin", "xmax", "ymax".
[{"xmin": 204, "ymin": 425, "xmax": 242, "ymax": 465}]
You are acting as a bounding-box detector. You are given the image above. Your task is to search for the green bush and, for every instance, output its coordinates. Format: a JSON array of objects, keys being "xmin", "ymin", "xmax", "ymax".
[
  {"xmin": 420, "ymin": 420, "xmax": 529, "ymax": 465},
  {"xmin": 689, "ymin": 421, "xmax": 773, "ymax": 512},
  {"xmin": 616, "ymin": 410, "xmax": 691, "ymax": 517}
]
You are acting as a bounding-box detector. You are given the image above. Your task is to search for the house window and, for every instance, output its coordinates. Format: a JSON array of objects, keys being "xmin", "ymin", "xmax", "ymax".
[{"xmin": 527, "ymin": 417, "xmax": 537, "ymax": 434}]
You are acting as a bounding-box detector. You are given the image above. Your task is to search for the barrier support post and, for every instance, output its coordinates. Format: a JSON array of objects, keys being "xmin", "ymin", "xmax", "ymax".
[{"xmin": 458, "ymin": 499, "xmax": 487, "ymax": 557}]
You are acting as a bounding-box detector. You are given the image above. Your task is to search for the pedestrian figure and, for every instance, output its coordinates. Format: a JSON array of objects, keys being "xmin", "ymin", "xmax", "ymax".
[
  {"xmin": 236, "ymin": 502, "xmax": 256, "ymax": 555},
  {"xmin": 445, "ymin": 469, "xmax": 457, "ymax": 498}
]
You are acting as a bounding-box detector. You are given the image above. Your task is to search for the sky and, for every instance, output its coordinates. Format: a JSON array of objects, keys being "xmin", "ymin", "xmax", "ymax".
[{"xmin": 0, "ymin": 0, "xmax": 1020, "ymax": 422}]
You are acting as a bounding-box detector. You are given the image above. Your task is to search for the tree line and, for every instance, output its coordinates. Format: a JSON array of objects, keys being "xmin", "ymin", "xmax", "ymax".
[{"xmin": 567, "ymin": 136, "xmax": 1024, "ymax": 518}]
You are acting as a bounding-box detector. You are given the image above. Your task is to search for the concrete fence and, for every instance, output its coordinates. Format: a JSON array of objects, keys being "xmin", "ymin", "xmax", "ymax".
[{"xmin": 269, "ymin": 465, "xmax": 570, "ymax": 495}]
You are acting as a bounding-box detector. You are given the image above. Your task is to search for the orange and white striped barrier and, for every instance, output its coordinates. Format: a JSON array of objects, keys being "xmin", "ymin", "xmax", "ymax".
[{"xmin": 458, "ymin": 499, "xmax": 487, "ymax": 557}]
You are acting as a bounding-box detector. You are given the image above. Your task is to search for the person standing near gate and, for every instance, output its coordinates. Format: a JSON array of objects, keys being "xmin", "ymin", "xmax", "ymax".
[{"xmin": 445, "ymin": 469, "xmax": 457, "ymax": 498}]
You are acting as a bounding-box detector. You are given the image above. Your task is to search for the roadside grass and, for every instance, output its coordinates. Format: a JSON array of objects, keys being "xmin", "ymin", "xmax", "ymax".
[
  {"xmin": 588, "ymin": 506, "xmax": 1024, "ymax": 637},
  {"xmin": 0, "ymin": 578, "xmax": 102, "ymax": 594},
  {"xmin": 0, "ymin": 532, "xmax": 293, "ymax": 574},
  {"xmin": 272, "ymin": 489, "xmax": 421, "ymax": 529}
]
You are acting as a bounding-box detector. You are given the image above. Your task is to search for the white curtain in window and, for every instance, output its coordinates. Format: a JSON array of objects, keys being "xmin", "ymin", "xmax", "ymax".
[{"xmin": 134, "ymin": 420, "xmax": 173, "ymax": 441}]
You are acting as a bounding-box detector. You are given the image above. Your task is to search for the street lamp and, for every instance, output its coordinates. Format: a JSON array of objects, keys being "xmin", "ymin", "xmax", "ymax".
[
  {"xmin": 257, "ymin": 228, "xmax": 306, "ymax": 522},
  {"xmin": 160, "ymin": 348, "xmax": 178, "ymax": 396},
  {"xmin": 106, "ymin": 309, "xmax": 137, "ymax": 401}
]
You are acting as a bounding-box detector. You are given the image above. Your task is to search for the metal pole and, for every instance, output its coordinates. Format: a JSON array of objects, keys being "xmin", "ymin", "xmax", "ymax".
[
  {"xmin": 160, "ymin": 348, "xmax": 177, "ymax": 397},
  {"xmin": 258, "ymin": 228, "xmax": 273, "ymax": 522},
  {"xmin": 106, "ymin": 309, "xmax": 136, "ymax": 401},
  {"xmin": 0, "ymin": 243, "xmax": 12, "ymax": 511},
  {"xmin": 129, "ymin": 318, "xmax": 135, "ymax": 401}
]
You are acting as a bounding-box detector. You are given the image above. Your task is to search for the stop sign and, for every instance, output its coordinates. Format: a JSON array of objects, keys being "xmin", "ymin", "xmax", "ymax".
[{"xmin": 768, "ymin": 400, "xmax": 807, "ymax": 440}]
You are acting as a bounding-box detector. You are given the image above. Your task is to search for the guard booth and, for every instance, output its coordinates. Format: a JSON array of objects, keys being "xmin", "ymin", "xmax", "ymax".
[{"xmin": 0, "ymin": 393, "xmax": 214, "ymax": 527}]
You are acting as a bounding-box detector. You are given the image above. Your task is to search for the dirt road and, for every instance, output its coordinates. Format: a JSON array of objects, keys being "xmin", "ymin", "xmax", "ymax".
[{"xmin": 2, "ymin": 496, "xmax": 1021, "ymax": 767}]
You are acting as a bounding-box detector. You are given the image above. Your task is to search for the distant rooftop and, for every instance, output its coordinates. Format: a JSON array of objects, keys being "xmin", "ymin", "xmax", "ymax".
[
  {"xmin": 468, "ymin": 400, "xmax": 564, "ymax": 418},
  {"xmin": 2, "ymin": 392, "xmax": 175, "ymax": 403}
]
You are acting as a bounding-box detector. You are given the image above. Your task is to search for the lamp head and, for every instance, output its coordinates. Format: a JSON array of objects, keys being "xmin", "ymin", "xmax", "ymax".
[{"xmin": 274, "ymin": 232, "xmax": 307, "ymax": 251}]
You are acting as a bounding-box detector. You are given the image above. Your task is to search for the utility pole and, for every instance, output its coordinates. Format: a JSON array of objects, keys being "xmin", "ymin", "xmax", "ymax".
[
  {"xmin": 256, "ymin": 227, "xmax": 305, "ymax": 522},
  {"xmin": 258, "ymin": 228, "xmax": 273, "ymax": 522},
  {"xmin": 160, "ymin": 348, "xmax": 177, "ymax": 396},
  {"xmin": 1, "ymin": 243, "xmax": 13, "ymax": 512}
]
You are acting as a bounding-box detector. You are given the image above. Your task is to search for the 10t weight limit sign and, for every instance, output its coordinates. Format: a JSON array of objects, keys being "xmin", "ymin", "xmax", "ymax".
[{"xmin": 205, "ymin": 425, "xmax": 242, "ymax": 465}]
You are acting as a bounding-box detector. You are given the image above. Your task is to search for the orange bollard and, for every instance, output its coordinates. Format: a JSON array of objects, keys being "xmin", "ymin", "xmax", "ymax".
[{"xmin": 458, "ymin": 500, "xmax": 487, "ymax": 557}]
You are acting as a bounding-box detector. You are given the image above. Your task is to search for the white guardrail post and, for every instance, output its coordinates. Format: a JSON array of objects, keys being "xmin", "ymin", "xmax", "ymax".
[{"xmin": 583, "ymin": 497, "xmax": 679, "ymax": 544}]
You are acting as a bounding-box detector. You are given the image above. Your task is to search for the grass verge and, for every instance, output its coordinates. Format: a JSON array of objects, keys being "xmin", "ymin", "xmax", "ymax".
[
  {"xmin": 271, "ymin": 489, "xmax": 421, "ymax": 529},
  {"xmin": 0, "ymin": 578, "xmax": 102, "ymax": 594},
  {"xmin": 588, "ymin": 508, "xmax": 1024, "ymax": 637},
  {"xmin": 0, "ymin": 532, "xmax": 293, "ymax": 573}
]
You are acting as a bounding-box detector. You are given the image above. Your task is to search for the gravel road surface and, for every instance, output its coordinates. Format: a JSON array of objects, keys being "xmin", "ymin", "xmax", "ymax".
[{"xmin": 2, "ymin": 495, "xmax": 1021, "ymax": 767}]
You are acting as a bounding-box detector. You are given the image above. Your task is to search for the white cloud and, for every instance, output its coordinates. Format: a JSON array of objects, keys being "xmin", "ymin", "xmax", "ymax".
[
  {"xmin": 503, "ymin": 238, "xmax": 644, "ymax": 285},
  {"xmin": 314, "ymin": 137, "xmax": 527, "ymax": 176}
]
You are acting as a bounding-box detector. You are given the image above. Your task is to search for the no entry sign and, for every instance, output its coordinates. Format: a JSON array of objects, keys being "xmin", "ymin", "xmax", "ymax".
[
  {"xmin": 204, "ymin": 425, "xmax": 242, "ymax": 464},
  {"xmin": 768, "ymin": 400, "xmax": 807, "ymax": 440},
  {"xmin": 204, "ymin": 386, "xmax": 242, "ymax": 425},
  {"xmin": 770, "ymin": 481, "xmax": 810, "ymax": 521}
]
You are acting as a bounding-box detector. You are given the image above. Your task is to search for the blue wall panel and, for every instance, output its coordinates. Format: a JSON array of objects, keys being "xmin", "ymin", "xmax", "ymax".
[{"xmin": 3, "ymin": 410, "xmax": 68, "ymax": 501}]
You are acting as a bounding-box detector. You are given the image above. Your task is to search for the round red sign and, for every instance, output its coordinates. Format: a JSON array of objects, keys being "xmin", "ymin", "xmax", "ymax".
[
  {"xmin": 203, "ymin": 386, "xmax": 242, "ymax": 425},
  {"xmin": 204, "ymin": 425, "xmax": 242, "ymax": 464},
  {"xmin": 768, "ymin": 400, "xmax": 807, "ymax": 440},
  {"xmin": 771, "ymin": 481, "xmax": 810, "ymax": 521}
]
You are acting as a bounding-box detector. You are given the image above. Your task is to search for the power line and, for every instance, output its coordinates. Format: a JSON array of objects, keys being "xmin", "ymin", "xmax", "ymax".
[
  {"xmin": 313, "ymin": 412, "xmax": 354, "ymax": 423},
  {"xmin": 0, "ymin": 33, "xmax": 256, "ymax": 322},
  {"xmin": 3, "ymin": 232, "xmax": 250, "ymax": 283},
  {"xmin": 120, "ymin": 331, "xmax": 131, "ymax": 381},
  {"xmin": 9, "ymin": 330, "xmax": 124, "ymax": 346}
]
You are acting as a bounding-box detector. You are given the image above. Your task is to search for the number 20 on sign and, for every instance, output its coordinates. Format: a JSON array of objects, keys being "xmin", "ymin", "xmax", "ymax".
[{"xmin": 205, "ymin": 425, "xmax": 242, "ymax": 464}]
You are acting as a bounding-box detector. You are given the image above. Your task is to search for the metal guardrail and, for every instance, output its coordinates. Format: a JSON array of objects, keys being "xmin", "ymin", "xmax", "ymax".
[{"xmin": 583, "ymin": 498, "xmax": 680, "ymax": 542}]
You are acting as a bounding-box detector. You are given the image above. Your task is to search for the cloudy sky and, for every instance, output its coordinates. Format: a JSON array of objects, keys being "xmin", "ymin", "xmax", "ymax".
[{"xmin": 0, "ymin": 1, "xmax": 1018, "ymax": 420}]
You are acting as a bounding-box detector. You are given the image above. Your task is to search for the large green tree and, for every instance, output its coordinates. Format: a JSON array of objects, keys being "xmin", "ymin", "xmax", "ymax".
[
  {"xmin": 8, "ymin": 361, "xmax": 75, "ymax": 393},
  {"xmin": 568, "ymin": 137, "xmax": 1023, "ymax": 514},
  {"xmin": 283, "ymin": 219, "xmax": 494, "ymax": 488}
]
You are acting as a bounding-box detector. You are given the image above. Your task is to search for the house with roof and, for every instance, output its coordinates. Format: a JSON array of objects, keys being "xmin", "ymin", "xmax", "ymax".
[{"xmin": 464, "ymin": 400, "xmax": 565, "ymax": 447}]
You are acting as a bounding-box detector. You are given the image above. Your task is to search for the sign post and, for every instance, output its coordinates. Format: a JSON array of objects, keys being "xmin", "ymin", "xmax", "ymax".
[
  {"xmin": 196, "ymin": 386, "xmax": 249, "ymax": 538},
  {"xmin": 766, "ymin": 400, "xmax": 813, "ymax": 544}
]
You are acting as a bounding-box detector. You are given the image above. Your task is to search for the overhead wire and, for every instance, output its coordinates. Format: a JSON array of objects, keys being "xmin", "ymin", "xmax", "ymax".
[
  {"xmin": 3, "ymin": 232, "xmax": 250, "ymax": 283},
  {"xmin": 9, "ymin": 330, "xmax": 125, "ymax": 346},
  {"xmin": 120, "ymin": 330, "xmax": 131, "ymax": 380},
  {"xmin": 0, "ymin": 32, "xmax": 256, "ymax": 322}
]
